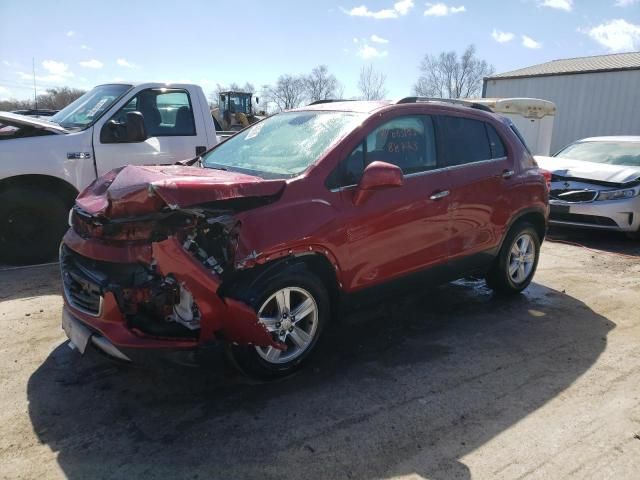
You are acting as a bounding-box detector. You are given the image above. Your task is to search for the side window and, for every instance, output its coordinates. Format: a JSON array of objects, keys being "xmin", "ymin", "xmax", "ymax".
[
  {"xmin": 108, "ymin": 89, "xmax": 196, "ymax": 138},
  {"xmin": 366, "ymin": 116, "xmax": 436, "ymax": 175},
  {"xmin": 486, "ymin": 123, "xmax": 506, "ymax": 158},
  {"xmin": 436, "ymin": 115, "xmax": 491, "ymax": 167},
  {"xmin": 326, "ymin": 116, "xmax": 437, "ymax": 189}
]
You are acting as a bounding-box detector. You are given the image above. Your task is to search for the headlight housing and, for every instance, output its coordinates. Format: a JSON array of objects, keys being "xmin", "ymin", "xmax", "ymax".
[{"xmin": 596, "ymin": 188, "xmax": 638, "ymax": 201}]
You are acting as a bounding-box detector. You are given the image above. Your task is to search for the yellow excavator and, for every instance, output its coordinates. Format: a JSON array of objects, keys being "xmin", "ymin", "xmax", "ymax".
[{"xmin": 211, "ymin": 91, "xmax": 264, "ymax": 135}]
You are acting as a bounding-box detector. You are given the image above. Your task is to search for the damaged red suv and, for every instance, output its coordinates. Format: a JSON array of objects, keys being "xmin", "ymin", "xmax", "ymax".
[{"xmin": 60, "ymin": 98, "xmax": 548, "ymax": 377}]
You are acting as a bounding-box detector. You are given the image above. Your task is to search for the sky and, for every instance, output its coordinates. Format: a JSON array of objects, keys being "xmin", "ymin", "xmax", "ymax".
[{"xmin": 1, "ymin": 0, "xmax": 639, "ymax": 102}]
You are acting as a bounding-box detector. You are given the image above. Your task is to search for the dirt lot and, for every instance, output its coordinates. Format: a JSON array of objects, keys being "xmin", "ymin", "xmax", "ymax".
[{"xmin": 1, "ymin": 229, "xmax": 639, "ymax": 480}]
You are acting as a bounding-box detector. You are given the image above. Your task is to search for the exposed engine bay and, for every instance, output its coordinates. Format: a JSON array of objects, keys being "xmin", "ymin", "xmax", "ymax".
[{"xmin": 65, "ymin": 205, "xmax": 247, "ymax": 339}]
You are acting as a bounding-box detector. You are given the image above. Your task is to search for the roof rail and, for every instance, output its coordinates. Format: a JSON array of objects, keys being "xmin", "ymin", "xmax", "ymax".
[
  {"xmin": 396, "ymin": 97, "xmax": 494, "ymax": 113},
  {"xmin": 307, "ymin": 99, "xmax": 355, "ymax": 105}
]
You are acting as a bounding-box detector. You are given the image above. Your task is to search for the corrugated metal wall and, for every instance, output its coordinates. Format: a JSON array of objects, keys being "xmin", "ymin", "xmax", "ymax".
[{"xmin": 483, "ymin": 70, "xmax": 640, "ymax": 153}]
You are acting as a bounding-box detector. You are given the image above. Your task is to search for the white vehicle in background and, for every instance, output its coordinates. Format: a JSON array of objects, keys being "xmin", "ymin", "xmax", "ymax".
[
  {"xmin": 474, "ymin": 98, "xmax": 556, "ymax": 156},
  {"xmin": 0, "ymin": 82, "xmax": 219, "ymax": 264},
  {"xmin": 536, "ymin": 136, "xmax": 640, "ymax": 238}
]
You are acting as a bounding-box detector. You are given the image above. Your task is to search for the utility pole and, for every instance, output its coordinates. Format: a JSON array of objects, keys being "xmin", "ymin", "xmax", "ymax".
[{"xmin": 32, "ymin": 57, "xmax": 37, "ymax": 109}]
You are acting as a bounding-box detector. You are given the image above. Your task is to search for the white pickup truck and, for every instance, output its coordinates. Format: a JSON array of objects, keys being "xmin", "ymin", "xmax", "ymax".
[{"xmin": 0, "ymin": 82, "xmax": 220, "ymax": 264}]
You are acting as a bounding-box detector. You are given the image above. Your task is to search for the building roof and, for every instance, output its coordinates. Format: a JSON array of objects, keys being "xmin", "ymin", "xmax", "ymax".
[{"xmin": 487, "ymin": 51, "xmax": 640, "ymax": 80}]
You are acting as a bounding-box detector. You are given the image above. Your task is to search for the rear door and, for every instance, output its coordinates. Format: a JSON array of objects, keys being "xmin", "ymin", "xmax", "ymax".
[
  {"xmin": 435, "ymin": 114, "xmax": 515, "ymax": 266},
  {"xmin": 92, "ymin": 88, "xmax": 208, "ymax": 175},
  {"xmin": 328, "ymin": 114, "xmax": 452, "ymax": 291}
]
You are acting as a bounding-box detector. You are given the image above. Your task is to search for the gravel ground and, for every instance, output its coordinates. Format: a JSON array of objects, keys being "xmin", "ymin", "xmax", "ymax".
[{"xmin": 1, "ymin": 229, "xmax": 639, "ymax": 480}]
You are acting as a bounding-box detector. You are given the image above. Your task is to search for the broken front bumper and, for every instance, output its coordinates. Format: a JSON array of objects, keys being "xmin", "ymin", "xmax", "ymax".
[{"xmin": 60, "ymin": 230, "xmax": 280, "ymax": 359}]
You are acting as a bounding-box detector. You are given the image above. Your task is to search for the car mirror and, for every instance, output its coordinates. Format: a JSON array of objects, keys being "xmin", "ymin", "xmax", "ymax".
[
  {"xmin": 353, "ymin": 161, "xmax": 403, "ymax": 206},
  {"xmin": 125, "ymin": 111, "xmax": 147, "ymax": 142}
]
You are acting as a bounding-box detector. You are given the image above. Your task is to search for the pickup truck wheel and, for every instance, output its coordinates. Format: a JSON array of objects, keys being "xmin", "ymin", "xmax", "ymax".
[
  {"xmin": 486, "ymin": 222, "xmax": 540, "ymax": 295},
  {"xmin": 226, "ymin": 266, "xmax": 329, "ymax": 379},
  {"xmin": 0, "ymin": 187, "xmax": 69, "ymax": 265}
]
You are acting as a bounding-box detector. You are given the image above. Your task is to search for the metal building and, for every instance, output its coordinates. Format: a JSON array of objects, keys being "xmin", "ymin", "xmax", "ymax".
[{"xmin": 483, "ymin": 52, "xmax": 640, "ymax": 153}]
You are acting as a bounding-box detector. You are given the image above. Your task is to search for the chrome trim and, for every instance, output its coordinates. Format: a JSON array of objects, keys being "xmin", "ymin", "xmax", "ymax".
[
  {"xmin": 62, "ymin": 280, "xmax": 104, "ymax": 317},
  {"xmin": 328, "ymin": 156, "xmax": 509, "ymax": 192}
]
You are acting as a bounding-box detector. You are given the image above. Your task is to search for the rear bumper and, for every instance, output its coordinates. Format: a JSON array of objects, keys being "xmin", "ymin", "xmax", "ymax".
[{"xmin": 549, "ymin": 197, "xmax": 640, "ymax": 232}]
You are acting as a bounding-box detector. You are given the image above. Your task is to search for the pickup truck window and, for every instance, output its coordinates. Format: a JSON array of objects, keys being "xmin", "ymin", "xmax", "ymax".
[
  {"xmin": 50, "ymin": 84, "xmax": 131, "ymax": 129},
  {"xmin": 110, "ymin": 89, "xmax": 196, "ymax": 138},
  {"xmin": 202, "ymin": 111, "xmax": 365, "ymax": 179}
]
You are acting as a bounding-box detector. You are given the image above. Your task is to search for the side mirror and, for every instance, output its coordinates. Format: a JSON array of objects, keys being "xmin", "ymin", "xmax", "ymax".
[
  {"xmin": 353, "ymin": 161, "xmax": 403, "ymax": 206},
  {"xmin": 255, "ymin": 96, "xmax": 259, "ymax": 104},
  {"xmin": 125, "ymin": 111, "xmax": 147, "ymax": 142}
]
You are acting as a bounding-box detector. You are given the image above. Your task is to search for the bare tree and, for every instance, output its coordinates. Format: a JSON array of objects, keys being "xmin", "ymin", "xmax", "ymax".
[
  {"xmin": 413, "ymin": 45, "xmax": 494, "ymax": 99},
  {"xmin": 264, "ymin": 74, "xmax": 306, "ymax": 111},
  {"xmin": 358, "ymin": 64, "xmax": 387, "ymax": 100},
  {"xmin": 304, "ymin": 65, "xmax": 341, "ymax": 102},
  {"xmin": 0, "ymin": 87, "xmax": 86, "ymax": 111}
]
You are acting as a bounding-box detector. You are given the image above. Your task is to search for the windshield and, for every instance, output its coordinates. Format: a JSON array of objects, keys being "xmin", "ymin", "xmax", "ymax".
[
  {"xmin": 50, "ymin": 84, "xmax": 131, "ymax": 129},
  {"xmin": 202, "ymin": 111, "xmax": 365, "ymax": 178},
  {"xmin": 555, "ymin": 141, "xmax": 640, "ymax": 167}
]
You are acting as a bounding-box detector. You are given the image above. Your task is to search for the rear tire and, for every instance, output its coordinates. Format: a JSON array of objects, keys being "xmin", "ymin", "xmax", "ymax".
[
  {"xmin": 226, "ymin": 265, "xmax": 329, "ymax": 379},
  {"xmin": 486, "ymin": 222, "xmax": 541, "ymax": 295},
  {"xmin": 0, "ymin": 186, "xmax": 70, "ymax": 265}
]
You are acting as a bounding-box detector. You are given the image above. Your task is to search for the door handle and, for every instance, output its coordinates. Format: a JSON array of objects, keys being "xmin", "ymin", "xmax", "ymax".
[
  {"xmin": 501, "ymin": 169, "xmax": 515, "ymax": 179},
  {"xmin": 429, "ymin": 190, "xmax": 450, "ymax": 200}
]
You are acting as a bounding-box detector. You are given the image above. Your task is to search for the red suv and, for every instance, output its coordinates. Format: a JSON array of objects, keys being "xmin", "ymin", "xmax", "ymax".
[{"xmin": 60, "ymin": 98, "xmax": 548, "ymax": 377}]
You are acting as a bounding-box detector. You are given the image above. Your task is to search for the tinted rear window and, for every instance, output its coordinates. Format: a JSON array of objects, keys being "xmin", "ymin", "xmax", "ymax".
[{"xmin": 437, "ymin": 116, "xmax": 491, "ymax": 167}]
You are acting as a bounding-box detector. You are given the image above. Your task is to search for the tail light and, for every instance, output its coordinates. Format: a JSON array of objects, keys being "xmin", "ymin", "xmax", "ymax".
[{"xmin": 539, "ymin": 169, "xmax": 552, "ymax": 191}]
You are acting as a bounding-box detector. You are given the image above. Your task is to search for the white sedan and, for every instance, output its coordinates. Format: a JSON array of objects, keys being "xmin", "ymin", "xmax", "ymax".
[{"xmin": 535, "ymin": 136, "xmax": 640, "ymax": 238}]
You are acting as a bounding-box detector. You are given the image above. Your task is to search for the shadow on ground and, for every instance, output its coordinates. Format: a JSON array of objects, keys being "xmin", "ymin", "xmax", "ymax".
[
  {"xmin": 0, "ymin": 263, "xmax": 61, "ymax": 301},
  {"xmin": 28, "ymin": 280, "xmax": 613, "ymax": 479},
  {"xmin": 548, "ymin": 226, "xmax": 640, "ymax": 257}
]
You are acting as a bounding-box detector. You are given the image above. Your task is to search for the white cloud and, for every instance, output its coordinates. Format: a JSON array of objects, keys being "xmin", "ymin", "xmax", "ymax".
[
  {"xmin": 66, "ymin": 30, "xmax": 75, "ymax": 37},
  {"xmin": 344, "ymin": 0, "xmax": 414, "ymax": 19},
  {"xmin": 615, "ymin": 0, "xmax": 638, "ymax": 5},
  {"xmin": 79, "ymin": 59, "xmax": 103, "ymax": 69},
  {"xmin": 424, "ymin": 3, "xmax": 466, "ymax": 16},
  {"xmin": 584, "ymin": 19, "xmax": 640, "ymax": 51},
  {"xmin": 0, "ymin": 85, "xmax": 10, "ymax": 101},
  {"xmin": 116, "ymin": 58, "xmax": 136, "ymax": 68},
  {"xmin": 492, "ymin": 29, "xmax": 515, "ymax": 43},
  {"xmin": 357, "ymin": 44, "xmax": 388, "ymax": 59},
  {"xmin": 539, "ymin": 0, "xmax": 573, "ymax": 11},
  {"xmin": 80, "ymin": 44, "xmax": 91, "ymax": 50},
  {"xmin": 522, "ymin": 35, "xmax": 542, "ymax": 48},
  {"xmin": 42, "ymin": 60, "xmax": 74, "ymax": 77},
  {"xmin": 370, "ymin": 34, "xmax": 390, "ymax": 43}
]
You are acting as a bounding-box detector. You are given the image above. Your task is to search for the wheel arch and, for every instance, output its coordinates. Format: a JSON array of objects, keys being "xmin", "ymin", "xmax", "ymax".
[
  {"xmin": 222, "ymin": 253, "xmax": 341, "ymax": 317},
  {"xmin": 0, "ymin": 174, "xmax": 79, "ymax": 208},
  {"xmin": 499, "ymin": 208, "xmax": 547, "ymax": 252}
]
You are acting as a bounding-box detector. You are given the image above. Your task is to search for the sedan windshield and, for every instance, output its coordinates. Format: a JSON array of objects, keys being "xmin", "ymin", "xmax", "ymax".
[
  {"xmin": 50, "ymin": 84, "xmax": 131, "ymax": 129},
  {"xmin": 555, "ymin": 141, "xmax": 640, "ymax": 167},
  {"xmin": 202, "ymin": 111, "xmax": 365, "ymax": 178}
]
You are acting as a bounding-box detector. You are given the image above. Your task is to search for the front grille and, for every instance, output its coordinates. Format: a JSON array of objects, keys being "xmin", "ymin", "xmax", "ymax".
[
  {"xmin": 550, "ymin": 212, "xmax": 618, "ymax": 227},
  {"xmin": 550, "ymin": 189, "xmax": 598, "ymax": 203},
  {"xmin": 60, "ymin": 248, "xmax": 104, "ymax": 316},
  {"xmin": 64, "ymin": 270, "xmax": 102, "ymax": 315}
]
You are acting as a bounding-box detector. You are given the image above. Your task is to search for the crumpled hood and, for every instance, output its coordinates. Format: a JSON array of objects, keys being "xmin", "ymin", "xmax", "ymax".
[
  {"xmin": 535, "ymin": 155, "xmax": 640, "ymax": 186},
  {"xmin": 76, "ymin": 164, "xmax": 286, "ymax": 218},
  {"xmin": 0, "ymin": 111, "xmax": 69, "ymax": 133}
]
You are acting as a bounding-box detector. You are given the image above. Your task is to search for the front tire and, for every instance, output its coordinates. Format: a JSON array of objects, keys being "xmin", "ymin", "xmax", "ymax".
[
  {"xmin": 0, "ymin": 186, "xmax": 70, "ymax": 265},
  {"xmin": 226, "ymin": 265, "xmax": 329, "ymax": 379},
  {"xmin": 486, "ymin": 222, "xmax": 541, "ymax": 294}
]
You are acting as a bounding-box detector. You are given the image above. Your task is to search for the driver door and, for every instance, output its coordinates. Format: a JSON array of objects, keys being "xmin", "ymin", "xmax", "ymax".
[
  {"xmin": 330, "ymin": 114, "xmax": 452, "ymax": 291},
  {"xmin": 92, "ymin": 88, "xmax": 208, "ymax": 175}
]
